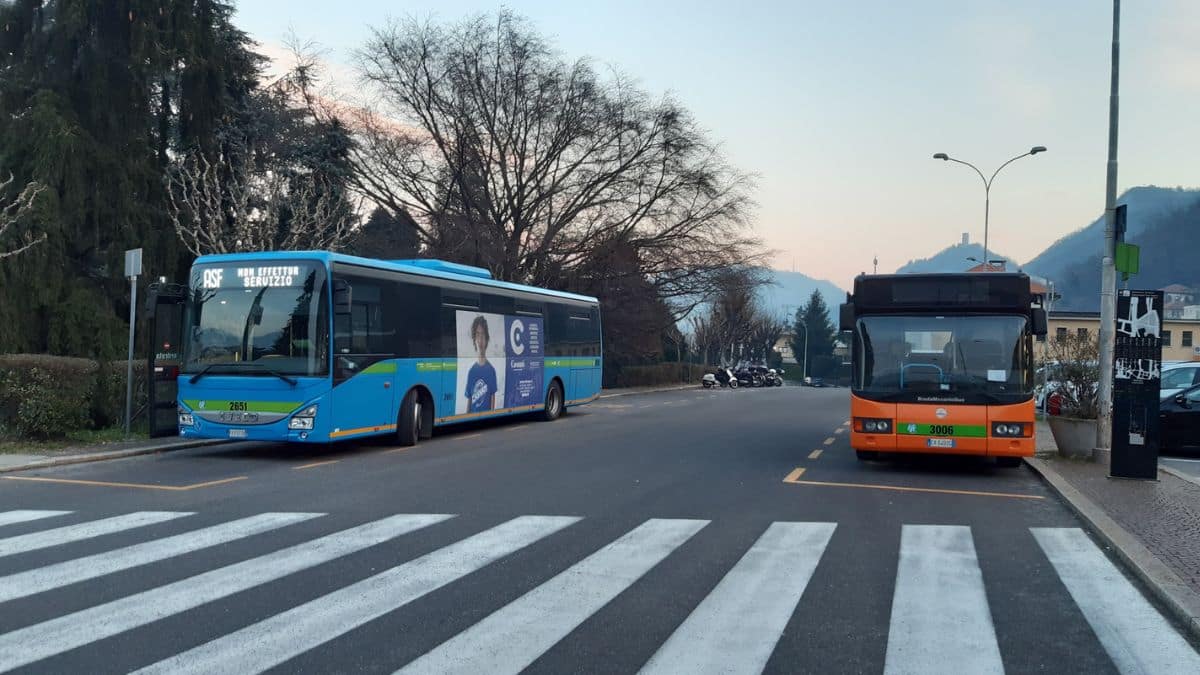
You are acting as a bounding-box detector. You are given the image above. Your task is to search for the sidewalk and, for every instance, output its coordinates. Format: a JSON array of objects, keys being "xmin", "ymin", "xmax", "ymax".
[
  {"xmin": 0, "ymin": 436, "xmax": 225, "ymax": 474},
  {"xmin": 1027, "ymin": 420, "xmax": 1200, "ymax": 639}
]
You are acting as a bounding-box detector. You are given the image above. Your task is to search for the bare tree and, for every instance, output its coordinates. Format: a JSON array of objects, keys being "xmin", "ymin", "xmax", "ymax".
[
  {"xmin": 166, "ymin": 147, "xmax": 359, "ymax": 256},
  {"xmin": 298, "ymin": 11, "xmax": 762, "ymax": 308},
  {"xmin": 0, "ymin": 173, "xmax": 46, "ymax": 259}
]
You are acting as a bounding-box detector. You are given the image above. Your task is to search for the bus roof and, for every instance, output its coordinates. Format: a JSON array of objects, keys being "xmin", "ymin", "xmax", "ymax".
[
  {"xmin": 192, "ymin": 251, "xmax": 599, "ymax": 304},
  {"xmin": 849, "ymin": 272, "xmax": 1033, "ymax": 314}
]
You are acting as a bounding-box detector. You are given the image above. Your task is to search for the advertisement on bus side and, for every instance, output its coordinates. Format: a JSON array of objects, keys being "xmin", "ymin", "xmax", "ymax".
[{"xmin": 455, "ymin": 311, "xmax": 544, "ymax": 415}]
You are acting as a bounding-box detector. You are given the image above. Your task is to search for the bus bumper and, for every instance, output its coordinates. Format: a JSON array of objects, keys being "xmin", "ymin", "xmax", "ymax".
[
  {"xmin": 850, "ymin": 431, "xmax": 1034, "ymax": 457},
  {"xmin": 179, "ymin": 414, "xmax": 331, "ymax": 443}
]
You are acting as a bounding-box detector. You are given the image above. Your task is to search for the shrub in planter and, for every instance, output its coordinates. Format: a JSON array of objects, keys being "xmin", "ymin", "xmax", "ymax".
[
  {"xmin": 1042, "ymin": 333, "xmax": 1101, "ymax": 458},
  {"xmin": 0, "ymin": 354, "xmax": 95, "ymax": 439}
]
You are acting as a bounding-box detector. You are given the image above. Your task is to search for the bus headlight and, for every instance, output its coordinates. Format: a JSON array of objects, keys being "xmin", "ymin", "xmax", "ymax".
[
  {"xmin": 992, "ymin": 422, "xmax": 1026, "ymax": 437},
  {"xmin": 288, "ymin": 405, "xmax": 318, "ymax": 430},
  {"xmin": 857, "ymin": 418, "xmax": 892, "ymax": 433},
  {"xmin": 178, "ymin": 412, "xmax": 194, "ymax": 427}
]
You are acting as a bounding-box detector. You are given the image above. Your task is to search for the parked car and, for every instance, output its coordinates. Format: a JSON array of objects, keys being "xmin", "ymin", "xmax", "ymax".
[
  {"xmin": 1161, "ymin": 362, "xmax": 1200, "ymax": 402},
  {"xmin": 1160, "ymin": 383, "xmax": 1200, "ymax": 453}
]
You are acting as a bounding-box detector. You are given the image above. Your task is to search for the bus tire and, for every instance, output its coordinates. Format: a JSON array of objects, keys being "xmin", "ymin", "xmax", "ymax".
[
  {"xmin": 541, "ymin": 381, "xmax": 564, "ymax": 422},
  {"xmin": 397, "ymin": 389, "xmax": 421, "ymax": 447},
  {"xmin": 996, "ymin": 456, "xmax": 1022, "ymax": 468},
  {"xmin": 855, "ymin": 450, "xmax": 878, "ymax": 461}
]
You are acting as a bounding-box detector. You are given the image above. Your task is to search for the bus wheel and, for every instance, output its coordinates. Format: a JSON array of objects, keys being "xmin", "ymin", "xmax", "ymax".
[
  {"xmin": 855, "ymin": 450, "xmax": 878, "ymax": 461},
  {"xmin": 541, "ymin": 381, "xmax": 564, "ymax": 421},
  {"xmin": 996, "ymin": 456, "xmax": 1022, "ymax": 468},
  {"xmin": 397, "ymin": 390, "xmax": 421, "ymax": 447}
]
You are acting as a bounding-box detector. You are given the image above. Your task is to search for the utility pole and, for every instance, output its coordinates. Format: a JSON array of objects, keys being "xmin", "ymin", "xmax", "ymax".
[{"xmin": 1097, "ymin": 0, "xmax": 1120, "ymax": 453}]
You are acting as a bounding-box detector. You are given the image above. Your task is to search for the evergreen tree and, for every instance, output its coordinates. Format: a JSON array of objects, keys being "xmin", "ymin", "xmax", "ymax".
[
  {"xmin": 791, "ymin": 290, "xmax": 837, "ymax": 377},
  {"xmin": 349, "ymin": 207, "xmax": 422, "ymax": 259}
]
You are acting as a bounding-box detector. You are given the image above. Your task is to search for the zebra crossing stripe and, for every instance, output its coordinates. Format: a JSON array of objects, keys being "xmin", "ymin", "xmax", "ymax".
[
  {"xmin": 0, "ymin": 512, "xmax": 193, "ymax": 559},
  {"xmin": 0, "ymin": 511, "xmax": 72, "ymax": 528},
  {"xmin": 1032, "ymin": 527, "xmax": 1200, "ymax": 675},
  {"xmin": 639, "ymin": 522, "xmax": 837, "ymax": 675},
  {"xmin": 0, "ymin": 512, "xmax": 320, "ymax": 604},
  {"xmin": 884, "ymin": 525, "xmax": 1003, "ymax": 675},
  {"xmin": 398, "ymin": 518, "xmax": 709, "ymax": 675},
  {"xmin": 134, "ymin": 515, "xmax": 581, "ymax": 675},
  {"xmin": 0, "ymin": 514, "xmax": 451, "ymax": 673}
]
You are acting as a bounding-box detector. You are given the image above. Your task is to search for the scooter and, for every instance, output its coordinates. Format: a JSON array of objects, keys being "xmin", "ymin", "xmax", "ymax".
[{"xmin": 702, "ymin": 368, "xmax": 739, "ymax": 389}]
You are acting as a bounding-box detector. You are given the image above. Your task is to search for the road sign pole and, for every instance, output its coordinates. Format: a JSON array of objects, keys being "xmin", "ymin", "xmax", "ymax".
[
  {"xmin": 124, "ymin": 248, "xmax": 143, "ymax": 436},
  {"xmin": 1096, "ymin": 0, "xmax": 1120, "ymax": 454}
]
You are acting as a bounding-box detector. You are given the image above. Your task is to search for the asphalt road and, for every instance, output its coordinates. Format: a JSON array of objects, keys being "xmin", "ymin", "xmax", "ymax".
[{"xmin": 1, "ymin": 385, "xmax": 1198, "ymax": 674}]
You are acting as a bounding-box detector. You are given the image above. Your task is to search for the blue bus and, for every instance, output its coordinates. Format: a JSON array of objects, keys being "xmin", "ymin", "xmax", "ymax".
[{"xmin": 177, "ymin": 252, "xmax": 602, "ymax": 446}]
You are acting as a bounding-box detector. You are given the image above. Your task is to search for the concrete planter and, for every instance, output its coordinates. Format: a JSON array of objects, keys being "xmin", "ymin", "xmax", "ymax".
[{"xmin": 1047, "ymin": 416, "xmax": 1098, "ymax": 460}]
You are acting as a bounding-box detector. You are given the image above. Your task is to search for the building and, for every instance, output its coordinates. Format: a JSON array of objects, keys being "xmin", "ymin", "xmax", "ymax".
[
  {"xmin": 1039, "ymin": 311, "xmax": 1200, "ymax": 363},
  {"xmin": 1161, "ymin": 284, "xmax": 1197, "ymax": 319}
]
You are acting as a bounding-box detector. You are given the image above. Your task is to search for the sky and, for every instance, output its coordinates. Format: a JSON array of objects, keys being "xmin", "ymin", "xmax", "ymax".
[{"xmin": 234, "ymin": 0, "xmax": 1200, "ymax": 290}]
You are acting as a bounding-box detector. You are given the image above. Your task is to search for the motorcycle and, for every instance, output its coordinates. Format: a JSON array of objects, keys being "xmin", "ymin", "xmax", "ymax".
[
  {"xmin": 766, "ymin": 368, "xmax": 784, "ymax": 387},
  {"xmin": 702, "ymin": 368, "xmax": 739, "ymax": 389}
]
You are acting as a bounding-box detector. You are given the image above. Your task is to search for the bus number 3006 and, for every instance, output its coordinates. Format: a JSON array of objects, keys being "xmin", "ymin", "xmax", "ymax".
[{"xmin": 929, "ymin": 424, "xmax": 953, "ymax": 436}]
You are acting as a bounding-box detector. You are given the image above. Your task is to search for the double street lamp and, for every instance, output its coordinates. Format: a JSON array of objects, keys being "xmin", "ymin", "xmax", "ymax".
[{"xmin": 933, "ymin": 146, "xmax": 1047, "ymax": 267}]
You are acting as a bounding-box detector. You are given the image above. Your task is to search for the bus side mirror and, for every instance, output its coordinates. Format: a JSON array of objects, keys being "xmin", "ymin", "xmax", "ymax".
[
  {"xmin": 839, "ymin": 304, "xmax": 855, "ymax": 332},
  {"xmin": 1031, "ymin": 308, "xmax": 1048, "ymax": 336},
  {"xmin": 333, "ymin": 279, "xmax": 352, "ymax": 315}
]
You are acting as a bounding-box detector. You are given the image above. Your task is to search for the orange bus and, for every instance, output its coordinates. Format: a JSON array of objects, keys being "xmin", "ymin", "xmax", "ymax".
[{"xmin": 839, "ymin": 273, "xmax": 1047, "ymax": 467}]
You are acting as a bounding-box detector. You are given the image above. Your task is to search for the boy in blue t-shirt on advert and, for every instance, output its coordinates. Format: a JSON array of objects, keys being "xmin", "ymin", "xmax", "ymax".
[{"xmin": 465, "ymin": 315, "xmax": 498, "ymax": 412}]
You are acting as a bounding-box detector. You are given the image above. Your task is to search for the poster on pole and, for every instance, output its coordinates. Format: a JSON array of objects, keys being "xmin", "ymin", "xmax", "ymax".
[{"xmin": 1110, "ymin": 289, "xmax": 1163, "ymax": 480}]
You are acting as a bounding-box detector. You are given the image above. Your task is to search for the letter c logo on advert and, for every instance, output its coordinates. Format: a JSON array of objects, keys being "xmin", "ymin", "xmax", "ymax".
[{"xmin": 510, "ymin": 319, "xmax": 526, "ymax": 356}]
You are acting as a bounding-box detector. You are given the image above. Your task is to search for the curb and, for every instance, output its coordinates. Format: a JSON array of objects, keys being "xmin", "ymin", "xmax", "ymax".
[
  {"xmin": 1024, "ymin": 457, "xmax": 1200, "ymax": 641},
  {"xmin": 598, "ymin": 384, "xmax": 698, "ymax": 399},
  {"xmin": 1161, "ymin": 464, "xmax": 1200, "ymax": 489},
  {"xmin": 0, "ymin": 439, "xmax": 227, "ymax": 475}
]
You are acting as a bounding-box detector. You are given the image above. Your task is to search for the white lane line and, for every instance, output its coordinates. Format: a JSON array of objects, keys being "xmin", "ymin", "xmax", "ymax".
[
  {"xmin": 640, "ymin": 522, "xmax": 836, "ymax": 675},
  {"xmin": 1032, "ymin": 527, "xmax": 1200, "ymax": 674},
  {"xmin": 0, "ymin": 514, "xmax": 451, "ymax": 673},
  {"xmin": 136, "ymin": 516, "xmax": 580, "ymax": 675},
  {"xmin": 399, "ymin": 518, "xmax": 709, "ymax": 675},
  {"xmin": 0, "ymin": 512, "xmax": 320, "ymax": 603},
  {"xmin": 0, "ymin": 511, "xmax": 72, "ymax": 528},
  {"xmin": 0, "ymin": 512, "xmax": 192, "ymax": 559},
  {"xmin": 885, "ymin": 525, "xmax": 1003, "ymax": 675}
]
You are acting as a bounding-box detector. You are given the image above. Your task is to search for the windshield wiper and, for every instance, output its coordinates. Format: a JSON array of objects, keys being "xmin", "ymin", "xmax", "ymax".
[{"xmin": 187, "ymin": 362, "xmax": 298, "ymax": 386}]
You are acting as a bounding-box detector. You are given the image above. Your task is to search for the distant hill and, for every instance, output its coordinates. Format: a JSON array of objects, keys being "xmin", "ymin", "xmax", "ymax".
[
  {"xmin": 1023, "ymin": 186, "xmax": 1200, "ymax": 282},
  {"xmin": 1050, "ymin": 195, "xmax": 1200, "ymax": 310},
  {"xmin": 758, "ymin": 270, "xmax": 847, "ymax": 321},
  {"xmin": 896, "ymin": 242, "xmax": 1017, "ymax": 275}
]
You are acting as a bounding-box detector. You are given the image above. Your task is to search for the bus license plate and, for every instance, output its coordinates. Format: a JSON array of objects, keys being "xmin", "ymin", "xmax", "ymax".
[
  {"xmin": 927, "ymin": 438, "xmax": 954, "ymax": 448},
  {"xmin": 228, "ymin": 429, "xmax": 247, "ymax": 439}
]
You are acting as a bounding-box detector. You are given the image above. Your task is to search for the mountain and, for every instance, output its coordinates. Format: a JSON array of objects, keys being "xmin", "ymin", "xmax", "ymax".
[
  {"xmin": 758, "ymin": 270, "xmax": 847, "ymax": 320},
  {"xmin": 1051, "ymin": 195, "xmax": 1200, "ymax": 310},
  {"xmin": 896, "ymin": 242, "xmax": 1018, "ymax": 275},
  {"xmin": 1023, "ymin": 186, "xmax": 1200, "ymax": 282}
]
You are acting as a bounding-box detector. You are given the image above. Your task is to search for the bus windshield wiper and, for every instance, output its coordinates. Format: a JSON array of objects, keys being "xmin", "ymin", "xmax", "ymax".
[{"xmin": 188, "ymin": 362, "xmax": 298, "ymax": 386}]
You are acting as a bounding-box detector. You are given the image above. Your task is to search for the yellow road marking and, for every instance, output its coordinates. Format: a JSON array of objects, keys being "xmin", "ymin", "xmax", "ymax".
[
  {"xmin": 808, "ymin": 449, "xmax": 823, "ymax": 460},
  {"xmin": 454, "ymin": 433, "xmax": 483, "ymax": 441},
  {"xmin": 2, "ymin": 475, "xmax": 247, "ymax": 492},
  {"xmin": 823, "ymin": 437, "xmax": 836, "ymax": 446},
  {"xmin": 785, "ymin": 479, "xmax": 1044, "ymax": 500},
  {"xmin": 834, "ymin": 428, "xmax": 845, "ymax": 435},
  {"xmin": 508, "ymin": 424, "xmax": 530, "ymax": 432},
  {"xmin": 293, "ymin": 459, "xmax": 339, "ymax": 470},
  {"xmin": 638, "ymin": 404, "xmax": 655, "ymax": 409},
  {"xmin": 782, "ymin": 467, "xmax": 807, "ymax": 483}
]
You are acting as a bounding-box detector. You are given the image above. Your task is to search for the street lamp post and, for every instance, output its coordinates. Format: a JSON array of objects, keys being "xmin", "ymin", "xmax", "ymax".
[
  {"xmin": 933, "ymin": 146, "xmax": 1047, "ymax": 266},
  {"xmin": 796, "ymin": 320, "xmax": 809, "ymax": 380}
]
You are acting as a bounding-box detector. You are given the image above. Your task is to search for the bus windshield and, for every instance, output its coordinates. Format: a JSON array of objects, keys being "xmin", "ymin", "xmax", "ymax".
[
  {"xmin": 183, "ymin": 262, "xmax": 329, "ymax": 377},
  {"xmin": 854, "ymin": 314, "xmax": 1031, "ymax": 401}
]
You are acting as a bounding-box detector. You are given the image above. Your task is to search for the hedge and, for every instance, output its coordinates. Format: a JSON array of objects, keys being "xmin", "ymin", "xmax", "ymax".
[
  {"xmin": 609, "ymin": 362, "xmax": 702, "ymax": 388},
  {"xmin": 0, "ymin": 354, "xmax": 147, "ymax": 439}
]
